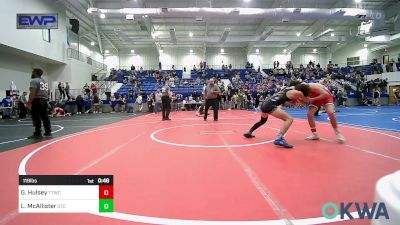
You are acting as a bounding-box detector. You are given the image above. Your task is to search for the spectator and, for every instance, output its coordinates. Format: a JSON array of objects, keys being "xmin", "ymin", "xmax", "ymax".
[
  {"xmin": 154, "ymin": 90, "xmax": 162, "ymax": 114},
  {"xmin": 147, "ymin": 94, "xmax": 154, "ymax": 112},
  {"xmin": 136, "ymin": 94, "xmax": 143, "ymax": 112},
  {"xmin": 373, "ymin": 88, "xmax": 380, "ymax": 106},
  {"xmin": 65, "ymin": 82, "xmax": 70, "ymax": 100},
  {"xmin": 119, "ymin": 95, "xmax": 126, "ymax": 112},
  {"xmin": 394, "ymin": 89, "xmax": 400, "ymax": 105},
  {"xmin": 18, "ymin": 91, "xmax": 28, "ymax": 119},
  {"xmin": 58, "ymin": 82, "xmax": 65, "ymax": 100},
  {"xmin": 91, "ymin": 83, "xmax": 97, "ymax": 97},
  {"xmin": 93, "ymin": 94, "xmax": 101, "ymax": 113},
  {"xmin": 76, "ymin": 94, "xmax": 84, "ymax": 114},
  {"xmin": 83, "ymin": 83, "xmax": 90, "ymax": 99},
  {"xmin": 1, "ymin": 95, "xmax": 13, "ymax": 119}
]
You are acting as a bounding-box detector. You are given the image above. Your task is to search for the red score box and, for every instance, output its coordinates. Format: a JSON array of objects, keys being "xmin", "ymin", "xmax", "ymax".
[{"xmin": 99, "ymin": 185, "xmax": 113, "ymax": 199}]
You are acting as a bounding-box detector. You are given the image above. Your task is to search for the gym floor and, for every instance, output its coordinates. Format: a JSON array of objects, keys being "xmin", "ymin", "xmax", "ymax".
[{"xmin": 0, "ymin": 106, "xmax": 399, "ymax": 225}]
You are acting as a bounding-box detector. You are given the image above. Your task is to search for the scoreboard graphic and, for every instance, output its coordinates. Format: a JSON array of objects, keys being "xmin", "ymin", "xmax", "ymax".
[{"xmin": 18, "ymin": 175, "xmax": 113, "ymax": 213}]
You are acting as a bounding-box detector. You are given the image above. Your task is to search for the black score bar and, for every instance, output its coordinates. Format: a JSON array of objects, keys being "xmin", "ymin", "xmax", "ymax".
[{"xmin": 19, "ymin": 175, "xmax": 113, "ymax": 185}]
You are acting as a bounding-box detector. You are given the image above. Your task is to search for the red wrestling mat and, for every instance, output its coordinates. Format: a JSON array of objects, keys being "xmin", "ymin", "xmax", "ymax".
[{"xmin": 0, "ymin": 110, "xmax": 399, "ymax": 225}]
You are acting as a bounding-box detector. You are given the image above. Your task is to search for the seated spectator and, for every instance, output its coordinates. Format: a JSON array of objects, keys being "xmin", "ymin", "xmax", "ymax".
[
  {"xmin": 119, "ymin": 95, "xmax": 126, "ymax": 112},
  {"xmin": 83, "ymin": 83, "xmax": 90, "ymax": 98},
  {"xmin": 1, "ymin": 95, "xmax": 13, "ymax": 119}
]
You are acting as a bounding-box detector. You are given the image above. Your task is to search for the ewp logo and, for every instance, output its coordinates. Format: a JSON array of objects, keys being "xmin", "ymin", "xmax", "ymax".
[
  {"xmin": 17, "ymin": 14, "xmax": 58, "ymax": 29},
  {"xmin": 322, "ymin": 202, "xmax": 389, "ymax": 220}
]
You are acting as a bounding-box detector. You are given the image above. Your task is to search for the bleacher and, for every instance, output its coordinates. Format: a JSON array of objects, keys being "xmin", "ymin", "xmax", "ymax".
[
  {"xmin": 109, "ymin": 70, "xmax": 203, "ymax": 102},
  {"xmin": 190, "ymin": 69, "xmax": 258, "ymax": 80},
  {"xmin": 106, "ymin": 62, "xmax": 389, "ymax": 102}
]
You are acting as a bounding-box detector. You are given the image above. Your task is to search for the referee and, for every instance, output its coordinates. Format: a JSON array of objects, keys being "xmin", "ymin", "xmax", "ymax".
[
  {"xmin": 204, "ymin": 78, "xmax": 221, "ymax": 121},
  {"xmin": 27, "ymin": 68, "xmax": 51, "ymax": 138},
  {"xmin": 161, "ymin": 83, "xmax": 172, "ymax": 121}
]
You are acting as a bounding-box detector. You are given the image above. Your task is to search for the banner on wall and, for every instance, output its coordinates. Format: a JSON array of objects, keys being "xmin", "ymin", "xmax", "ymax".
[{"xmin": 16, "ymin": 14, "xmax": 58, "ymax": 29}]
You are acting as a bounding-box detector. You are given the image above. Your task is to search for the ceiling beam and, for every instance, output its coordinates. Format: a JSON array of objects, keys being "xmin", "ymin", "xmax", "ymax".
[
  {"xmin": 301, "ymin": 19, "xmax": 328, "ymax": 36},
  {"xmin": 301, "ymin": 0, "xmax": 344, "ymax": 37},
  {"xmin": 287, "ymin": 43, "xmax": 302, "ymax": 52},
  {"xmin": 255, "ymin": 18, "xmax": 270, "ymax": 36},
  {"xmin": 62, "ymin": 0, "xmax": 119, "ymax": 52},
  {"xmin": 247, "ymin": 43, "xmax": 255, "ymax": 55},
  {"xmin": 100, "ymin": 32, "xmax": 119, "ymax": 51},
  {"xmin": 88, "ymin": 0, "xmax": 103, "ymax": 54},
  {"xmin": 202, "ymin": 42, "xmax": 206, "ymax": 60}
]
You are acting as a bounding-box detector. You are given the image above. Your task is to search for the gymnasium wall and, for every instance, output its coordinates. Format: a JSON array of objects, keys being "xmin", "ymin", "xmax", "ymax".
[
  {"xmin": 118, "ymin": 48, "xmax": 159, "ymax": 70},
  {"xmin": 291, "ymin": 48, "xmax": 329, "ymax": 68},
  {"xmin": 332, "ymin": 40, "xmax": 400, "ymax": 66},
  {"xmin": 205, "ymin": 47, "xmax": 247, "ymax": 69},
  {"xmin": 160, "ymin": 48, "xmax": 202, "ymax": 70},
  {"xmin": 248, "ymin": 48, "xmax": 291, "ymax": 68},
  {"xmin": 0, "ymin": 53, "xmax": 49, "ymax": 99},
  {"xmin": 0, "ymin": 0, "xmax": 104, "ymax": 98},
  {"xmin": 0, "ymin": 0, "xmax": 67, "ymax": 63},
  {"xmin": 332, "ymin": 41, "xmax": 380, "ymax": 66}
]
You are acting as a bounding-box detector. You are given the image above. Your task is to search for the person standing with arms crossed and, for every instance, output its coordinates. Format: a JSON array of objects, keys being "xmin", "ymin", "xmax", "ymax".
[
  {"xmin": 161, "ymin": 83, "xmax": 172, "ymax": 121},
  {"xmin": 27, "ymin": 68, "xmax": 51, "ymax": 138},
  {"xmin": 204, "ymin": 78, "xmax": 221, "ymax": 121},
  {"xmin": 65, "ymin": 82, "xmax": 70, "ymax": 100}
]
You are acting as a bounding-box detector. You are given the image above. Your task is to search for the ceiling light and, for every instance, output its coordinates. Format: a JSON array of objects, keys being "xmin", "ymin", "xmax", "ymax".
[
  {"xmin": 283, "ymin": 49, "xmax": 287, "ymax": 53},
  {"xmin": 220, "ymin": 48, "xmax": 224, "ymax": 53},
  {"xmin": 244, "ymin": 0, "xmax": 251, "ymax": 2},
  {"xmin": 126, "ymin": 14, "xmax": 134, "ymax": 20},
  {"xmin": 104, "ymin": 50, "xmax": 109, "ymax": 54},
  {"xmin": 313, "ymin": 49, "xmax": 317, "ymax": 52},
  {"xmin": 190, "ymin": 49, "xmax": 193, "ymax": 53},
  {"xmin": 256, "ymin": 49, "xmax": 260, "ymax": 53},
  {"xmin": 296, "ymin": 32, "xmax": 301, "ymax": 37},
  {"xmin": 159, "ymin": 49, "xmax": 163, "ymax": 53},
  {"xmin": 364, "ymin": 44, "xmax": 368, "ymax": 48},
  {"xmin": 130, "ymin": 49, "xmax": 135, "ymax": 53},
  {"xmin": 331, "ymin": 33, "xmax": 335, "ymax": 37},
  {"xmin": 100, "ymin": 13, "xmax": 105, "ymax": 19},
  {"xmin": 90, "ymin": 42, "xmax": 95, "ymax": 46},
  {"xmin": 355, "ymin": 0, "xmax": 362, "ymax": 3},
  {"xmin": 189, "ymin": 32, "xmax": 193, "ymax": 37},
  {"xmin": 87, "ymin": 7, "xmax": 98, "ymax": 14}
]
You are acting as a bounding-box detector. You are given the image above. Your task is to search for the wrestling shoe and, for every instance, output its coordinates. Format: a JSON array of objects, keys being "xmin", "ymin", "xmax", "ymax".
[
  {"xmin": 336, "ymin": 132, "xmax": 345, "ymax": 144},
  {"xmin": 305, "ymin": 133, "xmax": 320, "ymax": 140},
  {"xmin": 274, "ymin": 137, "xmax": 293, "ymax": 148},
  {"xmin": 243, "ymin": 132, "xmax": 255, "ymax": 138},
  {"xmin": 27, "ymin": 134, "xmax": 42, "ymax": 139}
]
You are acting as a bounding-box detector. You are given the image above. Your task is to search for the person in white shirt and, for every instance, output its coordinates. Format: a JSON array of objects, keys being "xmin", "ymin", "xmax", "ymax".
[
  {"xmin": 154, "ymin": 90, "xmax": 162, "ymax": 114},
  {"xmin": 136, "ymin": 94, "xmax": 143, "ymax": 112}
]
